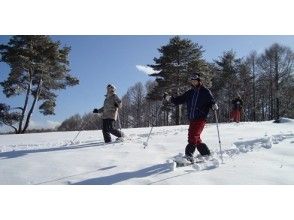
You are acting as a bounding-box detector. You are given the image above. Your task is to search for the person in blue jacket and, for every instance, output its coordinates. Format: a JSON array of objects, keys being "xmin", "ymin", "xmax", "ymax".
[{"xmin": 164, "ymin": 74, "xmax": 218, "ymax": 162}]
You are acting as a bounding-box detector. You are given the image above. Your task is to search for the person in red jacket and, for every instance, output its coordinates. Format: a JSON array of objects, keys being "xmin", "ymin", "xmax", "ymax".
[
  {"xmin": 164, "ymin": 74, "xmax": 218, "ymax": 163},
  {"xmin": 230, "ymin": 95, "xmax": 243, "ymax": 123}
]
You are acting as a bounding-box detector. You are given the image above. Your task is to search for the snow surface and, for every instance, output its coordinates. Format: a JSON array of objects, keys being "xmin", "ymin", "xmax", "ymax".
[{"xmin": 0, "ymin": 118, "xmax": 294, "ymax": 185}]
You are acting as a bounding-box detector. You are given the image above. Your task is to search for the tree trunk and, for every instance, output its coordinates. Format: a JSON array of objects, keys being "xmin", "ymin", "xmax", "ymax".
[
  {"xmin": 274, "ymin": 53, "xmax": 280, "ymax": 122},
  {"xmin": 18, "ymin": 78, "xmax": 32, "ymax": 133},
  {"xmin": 269, "ymin": 61, "xmax": 274, "ymax": 120},
  {"xmin": 175, "ymin": 105, "xmax": 181, "ymax": 125},
  {"xmin": 252, "ymin": 58, "xmax": 256, "ymax": 121},
  {"xmin": 175, "ymin": 52, "xmax": 182, "ymax": 125},
  {"xmin": 261, "ymin": 98, "xmax": 265, "ymax": 121},
  {"xmin": 22, "ymin": 79, "xmax": 43, "ymax": 133}
]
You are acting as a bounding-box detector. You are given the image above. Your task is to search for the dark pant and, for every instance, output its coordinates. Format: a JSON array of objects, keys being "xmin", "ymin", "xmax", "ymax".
[
  {"xmin": 185, "ymin": 143, "xmax": 211, "ymax": 157},
  {"xmin": 102, "ymin": 119, "xmax": 123, "ymax": 143}
]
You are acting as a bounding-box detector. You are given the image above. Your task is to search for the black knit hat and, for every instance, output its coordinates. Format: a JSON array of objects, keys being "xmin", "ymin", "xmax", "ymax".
[
  {"xmin": 189, "ymin": 74, "xmax": 201, "ymax": 81},
  {"xmin": 107, "ymin": 84, "xmax": 116, "ymax": 90}
]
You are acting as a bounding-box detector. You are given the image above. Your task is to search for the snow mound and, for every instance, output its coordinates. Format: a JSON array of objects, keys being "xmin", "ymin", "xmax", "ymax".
[
  {"xmin": 233, "ymin": 137, "xmax": 272, "ymax": 153},
  {"xmin": 274, "ymin": 117, "xmax": 294, "ymax": 123}
]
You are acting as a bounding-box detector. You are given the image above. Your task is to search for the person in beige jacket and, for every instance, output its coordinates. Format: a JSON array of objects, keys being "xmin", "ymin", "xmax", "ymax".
[{"xmin": 93, "ymin": 84, "xmax": 124, "ymax": 143}]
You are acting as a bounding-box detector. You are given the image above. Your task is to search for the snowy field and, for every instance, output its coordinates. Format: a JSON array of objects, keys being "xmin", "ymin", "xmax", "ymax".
[{"xmin": 0, "ymin": 118, "xmax": 294, "ymax": 185}]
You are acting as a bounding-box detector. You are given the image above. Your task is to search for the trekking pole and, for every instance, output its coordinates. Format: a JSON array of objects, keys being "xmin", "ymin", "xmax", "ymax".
[
  {"xmin": 117, "ymin": 112, "xmax": 122, "ymax": 131},
  {"xmin": 69, "ymin": 113, "xmax": 99, "ymax": 144},
  {"xmin": 143, "ymin": 103, "xmax": 163, "ymax": 148},
  {"xmin": 69, "ymin": 119, "xmax": 90, "ymax": 144},
  {"xmin": 214, "ymin": 110, "xmax": 224, "ymax": 163}
]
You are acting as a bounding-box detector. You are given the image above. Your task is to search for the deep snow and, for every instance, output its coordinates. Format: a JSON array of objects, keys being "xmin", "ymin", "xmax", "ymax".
[{"xmin": 0, "ymin": 119, "xmax": 293, "ymax": 184}]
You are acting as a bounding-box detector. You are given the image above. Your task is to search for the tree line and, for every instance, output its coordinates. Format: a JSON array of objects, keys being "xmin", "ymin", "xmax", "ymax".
[
  {"xmin": 1, "ymin": 36, "xmax": 293, "ymax": 133},
  {"xmin": 59, "ymin": 36, "xmax": 293, "ymax": 131}
]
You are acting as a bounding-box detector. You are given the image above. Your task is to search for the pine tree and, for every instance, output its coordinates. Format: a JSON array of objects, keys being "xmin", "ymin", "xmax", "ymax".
[
  {"xmin": 0, "ymin": 36, "xmax": 79, "ymax": 133},
  {"xmin": 148, "ymin": 36, "xmax": 210, "ymax": 125},
  {"xmin": 213, "ymin": 50, "xmax": 242, "ymax": 121}
]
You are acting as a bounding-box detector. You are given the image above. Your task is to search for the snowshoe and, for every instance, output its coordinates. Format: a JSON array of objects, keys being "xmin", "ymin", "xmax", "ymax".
[
  {"xmin": 171, "ymin": 153, "xmax": 220, "ymax": 170},
  {"xmin": 114, "ymin": 137, "xmax": 125, "ymax": 143}
]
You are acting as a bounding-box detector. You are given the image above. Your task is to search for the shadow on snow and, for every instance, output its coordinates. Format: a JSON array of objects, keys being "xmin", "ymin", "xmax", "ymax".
[
  {"xmin": 0, "ymin": 141, "xmax": 105, "ymax": 159},
  {"xmin": 73, "ymin": 163, "xmax": 171, "ymax": 185},
  {"xmin": 35, "ymin": 165, "xmax": 117, "ymax": 185}
]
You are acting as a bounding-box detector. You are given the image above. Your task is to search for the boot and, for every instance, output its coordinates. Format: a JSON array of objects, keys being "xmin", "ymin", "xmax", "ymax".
[
  {"xmin": 185, "ymin": 143, "xmax": 196, "ymax": 158},
  {"xmin": 196, "ymin": 143, "xmax": 211, "ymax": 156}
]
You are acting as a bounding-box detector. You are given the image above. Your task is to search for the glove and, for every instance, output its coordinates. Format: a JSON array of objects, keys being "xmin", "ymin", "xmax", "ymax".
[
  {"xmin": 163, "ymin": 92, "xmax": 171, "ymax": 102},
  {"xmin": 212, "ymin": 103, "xmax": 218, "ymax": 111},
  {"xmin": 93, "ymin": 108, "xmax": 99, "ymax": 113}
]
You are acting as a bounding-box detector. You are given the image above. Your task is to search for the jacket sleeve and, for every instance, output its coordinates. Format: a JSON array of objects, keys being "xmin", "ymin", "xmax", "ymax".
[
  {"xmin": 114, "ymin": 95, "xmax": 122, "ymax": 108},
  {"xmin": 97, "ymin": 107, "xmax": 104, "ymax": 113},
  {"xmin": 171, "ymin": 91, "xmax": 188, "ymax": 105}
]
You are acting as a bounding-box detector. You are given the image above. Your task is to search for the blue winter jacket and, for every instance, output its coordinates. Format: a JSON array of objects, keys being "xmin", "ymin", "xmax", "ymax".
[{"xmin": 171, "ymin": 85, "xmax": 215, "ymax": 121}]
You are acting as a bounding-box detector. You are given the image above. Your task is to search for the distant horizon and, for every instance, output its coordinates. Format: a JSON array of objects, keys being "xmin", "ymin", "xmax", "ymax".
[{"xmin": 1, "ymin": 35, "xmax": 294, "ymax": 132}]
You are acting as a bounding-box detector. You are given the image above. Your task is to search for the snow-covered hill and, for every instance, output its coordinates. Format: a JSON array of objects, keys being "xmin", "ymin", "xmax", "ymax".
[{"xmin": 0, "ymin": 119, "xmax": 294, "ymax": 184}]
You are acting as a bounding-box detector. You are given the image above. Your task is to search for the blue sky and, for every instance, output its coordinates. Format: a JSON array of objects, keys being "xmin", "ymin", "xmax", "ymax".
[{"xmin": 1, "ymin": 35, "xmax": 294, "ymax": 131}]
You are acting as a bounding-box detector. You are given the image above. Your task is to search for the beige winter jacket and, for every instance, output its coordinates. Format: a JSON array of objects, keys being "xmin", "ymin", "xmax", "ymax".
[{"xmin": 98, "ymin": 93, "xmax": 122, "ymax": 120}]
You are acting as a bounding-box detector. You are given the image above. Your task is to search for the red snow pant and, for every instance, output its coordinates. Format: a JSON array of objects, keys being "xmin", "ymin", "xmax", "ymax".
[
  {"xmin": 230, "ymin": 110, "xmax": 241, "ymax": 123},
  {"xmin": 188, "ymin": 119, "xmax": 206, "ymax": 145}
]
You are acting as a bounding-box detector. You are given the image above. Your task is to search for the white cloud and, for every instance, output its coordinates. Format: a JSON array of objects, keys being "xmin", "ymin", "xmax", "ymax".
[{"xmin": 136, "ymin": 65, "xmax": 159, "ymax": 75}]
